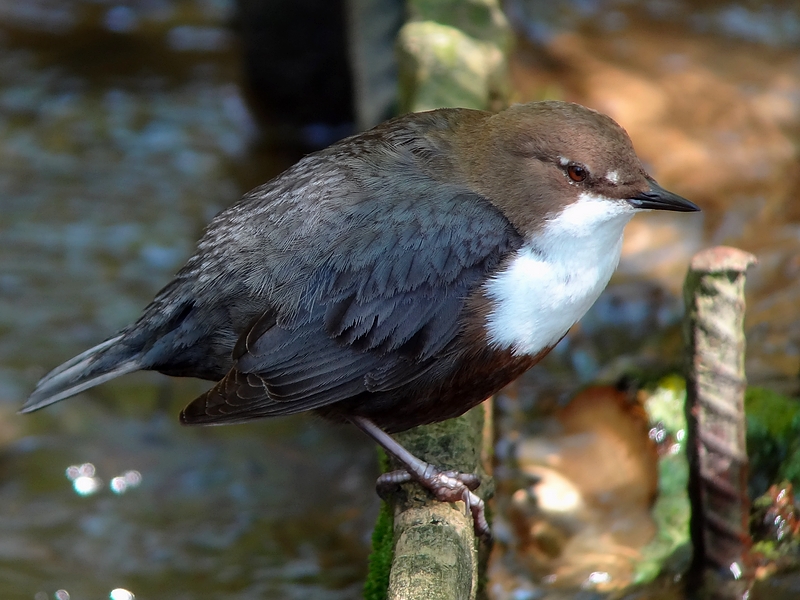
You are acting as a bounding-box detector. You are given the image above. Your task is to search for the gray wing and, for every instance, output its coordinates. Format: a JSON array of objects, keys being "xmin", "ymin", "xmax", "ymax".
[
  {"xmin": 180, "ymin": 114, "xmax": 521, "ymax": 424},
  {"xmin": 181, "ymin": 186, "xmax": 520, "ymax": 425}
]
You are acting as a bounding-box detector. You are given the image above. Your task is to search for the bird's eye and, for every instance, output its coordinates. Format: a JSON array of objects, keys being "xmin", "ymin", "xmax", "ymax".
[{"xmin": 567, "ymin": 164, "xmax": 587, "ymax": 183}]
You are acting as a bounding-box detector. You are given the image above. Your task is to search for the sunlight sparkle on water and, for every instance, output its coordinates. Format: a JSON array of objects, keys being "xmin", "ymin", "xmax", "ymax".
[
  {"xmin": 110, "ymin": 470, "xmax": 142, "ymax": 494},
  {"xmin": 65, "ymin": 463, "xmax": 102, "ymax": 496},
  {"xmin": 730, "ymin": 561, "xmax": 743, "ymax": 580}
]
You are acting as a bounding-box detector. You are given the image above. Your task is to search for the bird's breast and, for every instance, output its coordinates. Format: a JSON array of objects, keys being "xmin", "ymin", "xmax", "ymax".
[{"xmin": 481, "ymin": 233, "xmax": 625, "ymax": 356}]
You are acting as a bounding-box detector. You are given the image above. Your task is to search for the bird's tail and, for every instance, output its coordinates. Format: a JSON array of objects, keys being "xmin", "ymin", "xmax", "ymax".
[{"xmin": 21, "ymin": 335, "xmax": 143, "ymax": 413}]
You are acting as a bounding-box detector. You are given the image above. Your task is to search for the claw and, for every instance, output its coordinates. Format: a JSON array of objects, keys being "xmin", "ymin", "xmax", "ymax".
[{"xmin": 353, "ymin": 416, "xmax": 493, "ymax": 540}]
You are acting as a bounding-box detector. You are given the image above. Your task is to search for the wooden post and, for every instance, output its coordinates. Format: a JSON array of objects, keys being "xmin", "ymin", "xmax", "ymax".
[{"xmin": 683, "ymin": 246, "xmax": 757, "ymax": 598}]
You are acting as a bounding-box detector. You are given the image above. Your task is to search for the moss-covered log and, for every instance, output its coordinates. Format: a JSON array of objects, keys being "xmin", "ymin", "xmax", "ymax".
[{"xmin": 386, "ymin": 405, "xmax": 493, "ymax": 600}]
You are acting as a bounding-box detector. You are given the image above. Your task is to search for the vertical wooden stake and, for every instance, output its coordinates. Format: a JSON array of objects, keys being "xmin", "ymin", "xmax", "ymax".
[{"xmin": 683, "ymin": 246, "xmax": 757, "ymax": 598}]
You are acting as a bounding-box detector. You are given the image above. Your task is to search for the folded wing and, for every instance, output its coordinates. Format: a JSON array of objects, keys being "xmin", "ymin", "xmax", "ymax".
[{"xmin": 181, "ymin": 186, "xmax": 522, "ymax": 425}]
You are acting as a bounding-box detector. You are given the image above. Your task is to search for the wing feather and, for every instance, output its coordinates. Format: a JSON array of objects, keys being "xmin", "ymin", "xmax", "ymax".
[{"xmin": 181, "ymin": 134, "xmax": 522, "ymax": 425}]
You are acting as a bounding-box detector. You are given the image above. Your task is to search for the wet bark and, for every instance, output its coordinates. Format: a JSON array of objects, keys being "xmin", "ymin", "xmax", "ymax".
[{"xmin": 683, "ymin": 246, "xmax": 757, "ymax": 599}]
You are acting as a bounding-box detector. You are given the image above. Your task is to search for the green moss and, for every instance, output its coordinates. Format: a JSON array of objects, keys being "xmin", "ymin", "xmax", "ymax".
[
  {"xmin": 397, "ymin": 21, "xmax": 505, "ymax": 113},
  {"xmin": 745, "ymin": 387, "xmax": 800, "ymax": 496},
  {"xmin": 365, "ymin": 409, "xmax": 489, "ymax": 598},
  {"xmin": 407, "ymin": 0, "xmax": 512, "ymax": 49},
  {"xmin": 635, "ymin": 375, "xmax": 691, "ymax": 583},
  {"xmin": 397, "ymin": 0, "xmax": 511, "ymax": 115},
  {"xmin": 395, "ymin": 408, "xmax": 484, "ymax": 474},
  {"xmin": 750, "ymin": 484, "xmax": 800, "ymax": 557},
  {"xmin": 363, "ymin": 499, "xmax": 394, "ymax": 600},
  {"xmin": 645, "ymin": 374, "xmax": 687, "ymax": 434},
  {"xmin": 751, "ymin": 539, "xmax": 781, "ymax": 561},
  {"xmin": 364, "ymin": 447, "xmax": 393, "ymax": 600},
  {"xmin": 627, "ymin": 380, "xmax": 800, "ymax": 579},
  {"xmin": 746, "ymin": 387, "xmax": 800, "ymax": 441}
]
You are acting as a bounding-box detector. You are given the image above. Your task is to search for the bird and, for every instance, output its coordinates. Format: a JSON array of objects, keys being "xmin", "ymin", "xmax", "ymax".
[{"xmin": 22, "ymin": 100, "xmax": 699, "ymax": 538}]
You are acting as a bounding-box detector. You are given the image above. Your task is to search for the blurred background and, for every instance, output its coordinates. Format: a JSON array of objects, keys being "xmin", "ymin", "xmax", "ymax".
[{"xmin": 0, "ymin": 0, "xmax": 799, "ymax": 598}]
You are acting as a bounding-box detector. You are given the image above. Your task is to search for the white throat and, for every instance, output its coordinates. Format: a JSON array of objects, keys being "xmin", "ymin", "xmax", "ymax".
[{"xmin": 484, "ymin": 192, "xmax": 636, "ymax": 356}]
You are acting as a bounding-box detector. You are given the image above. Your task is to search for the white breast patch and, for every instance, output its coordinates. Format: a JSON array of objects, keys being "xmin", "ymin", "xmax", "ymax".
[{"xmin": 483, "ymin": 192, "xmax": 636, "ymax": 356}]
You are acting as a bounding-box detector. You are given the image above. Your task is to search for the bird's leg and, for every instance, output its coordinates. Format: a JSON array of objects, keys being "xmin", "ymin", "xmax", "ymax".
[{"xmin": 351, "ymin": 416, "xmax": 491, "ymax": 539}]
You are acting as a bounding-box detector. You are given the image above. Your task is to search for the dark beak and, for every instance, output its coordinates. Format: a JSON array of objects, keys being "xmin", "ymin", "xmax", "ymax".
[{"xmin": 628, "ymin": 179, "xmax": 700, "ymax": 212}]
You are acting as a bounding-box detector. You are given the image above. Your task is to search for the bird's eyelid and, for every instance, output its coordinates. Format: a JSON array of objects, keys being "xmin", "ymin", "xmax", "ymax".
[{"xmin": 557, "ymin": 157, "xmax": 591, "ymax": 173}]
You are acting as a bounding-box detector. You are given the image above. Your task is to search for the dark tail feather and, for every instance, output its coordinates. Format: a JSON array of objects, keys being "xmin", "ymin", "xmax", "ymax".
[{"xmin": 21, "ymin": 335, "xmax": 143, "ymax": 413}]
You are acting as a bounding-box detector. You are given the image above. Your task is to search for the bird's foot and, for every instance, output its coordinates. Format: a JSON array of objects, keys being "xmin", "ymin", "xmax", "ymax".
[
  {"xmin": 351, "ymin": 416, "xmax": 491, "ymax": 540},
  {"xmin": 377, "ymin": 466, "xmax": 491, "ymax": 540},
  {"xmin": 377, "ymin": 468, "xmax": 480, "ymax": 496}
]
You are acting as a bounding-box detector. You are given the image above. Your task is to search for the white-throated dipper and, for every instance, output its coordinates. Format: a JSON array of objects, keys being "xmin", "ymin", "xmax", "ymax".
[{"xmin": 23, "ymin": 101, "xmax": 699, "ymax": 538}]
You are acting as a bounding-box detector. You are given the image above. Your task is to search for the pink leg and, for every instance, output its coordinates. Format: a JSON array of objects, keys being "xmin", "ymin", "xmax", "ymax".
[{"xmin": 352, "ymin": 416, "xmax": 491, "ymax": 540}]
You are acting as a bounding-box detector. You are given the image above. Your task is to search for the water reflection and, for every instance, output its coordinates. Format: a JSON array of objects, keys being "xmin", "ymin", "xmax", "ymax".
[
  {"xmin": 104, "ymin": 7, "xmax": 138, "ymax": 34},
  {"xmin": 167, "ymin": 25, "xmax": 232, "ymax": 52},
  {"xmin": 584, "ymin": 571, "xmax": 611, "ymax": 589},
  {"xmin": 66, "ymin": 463, "xmax": 103, "ymax": 496},
  {"xmin": 508, "ymin": 0, "xmax": 800, "ymax": 49},
  {"xmin": 65, "ymin": 463, "xmax": 143, "ymax": 496},
  {"xmin": 109, "ymin": 470, "xmax": 142, "ymax": 495}
]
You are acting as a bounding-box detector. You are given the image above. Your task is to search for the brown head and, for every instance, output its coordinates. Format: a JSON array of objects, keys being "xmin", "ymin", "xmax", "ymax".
[{"xmin": 452, "ymin": 101, "xmax": 698, "ymax": 235}]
